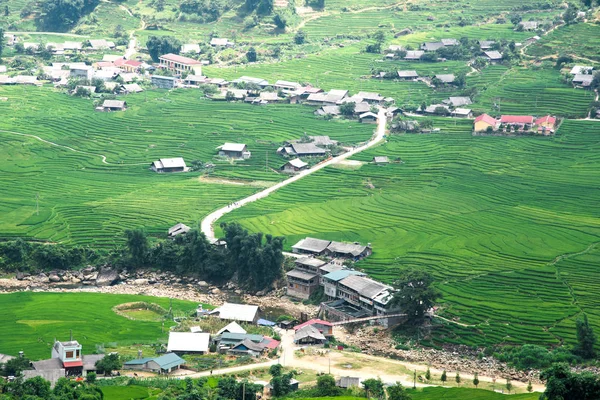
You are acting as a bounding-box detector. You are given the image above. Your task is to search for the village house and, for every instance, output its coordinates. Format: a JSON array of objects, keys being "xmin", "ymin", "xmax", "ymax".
[
  {"xmin": 479, "ymin": 40, "xmax": 495, "ymax": 50},
  {"xmin": 281, "ymin": 158, "xmax": 309, "ymax": 174},
  {"xmin": 473, "ymin": 114, "xmax": 498, "ymax": 132},
  {"xmin": 119, "ymin": 59, "xmax": 143, "ymax": 73},
  {"xmin": 325, "ymin": 241, "xmax": 372, "ymax": 259},
  {"xmin": 359, "ymin": 112, "xmax": 378, "ymax": 123},
  {"xmin": 274, "ymin": 80, "xmax": 302, "ymax": 91},
  {"xmin": 337, "ymin": 377, "xmax": 361, "ymax": 389},
  {"xmin": 210, "ymin": 303, "xmax": 260, "ymax": 323},
  {"xmin": 151, "ymin": 157, "xmax": 188, "ymax": 173},
  {"xmin": 210, "ymin": 38, "xmax": 234, "ymax": 47},
  {"xmin": 444, "ymin": 96, "xmax": 472, "ymax": 108},
  {"xmin": 279, "ymin": 142, "xmax": 327, "ymax": 157},
  {"xmin": 310, "ymin": 135, "xmax": 338, "ymax": 147},
  {"xmin": 168, "ymin": 223, "xmax": 190, "ymax": 238},
  {"xmin": 356, "ymin": 91, "xmax": 384, "ymax": 104},
  {"xmin": 217, "ymin": 321, "xmax": 246, "ymax": 335},
  {"xmin": 182, "ymin": 43, "xmax": 201, "ymax": 54},
  {"xmin": 373, "ymin": 156, "xmax": 389, "ymax": 165},
  {"xmin": 315, "ymin": 105, "xmax": 341, "ymax": 116},
  {"xmin": 397, "ymin": 70, "xmax": 419, "ymax": 80},
  {"xmin": 70, "ymin": 65, "xmax": 93, "ymax": 80},
  {"xmin": 484, "ymin": 51, "xmax": 503, "ymax": 63},
  {"xmin": 287, "ymin": 267, "xmax": 319, "ymax": 299},
  {"xmin": 306, "ymin": 89, "xmax": 348, "ymax": 106},
  {"xmin": 124, "ymin": 353, "xmax": 186, "ymax": 374},
  {"xmin": 89, "ymin": 39, "xmax": 115, "ymax": 50},
  {"xmin": 519, "ymin": 21, "xmax": 539, "ymax": 31},
  {"xmin": 151, "ymin": 75, "xmax": 177, "ymax": 89},
  {"xmin": 167, "ymin": 332, "xmax": 210, "ymax": 354},
  {"xmin": 434, "ymin": 74, "xmax": 456, "ymax": 84},
  {"xmin": 218, "ymin": 143, "xmax": 251, "ymax": 159},
  {"xmin": 292, "ymin": 237, "xmax": 331, "ymax": 255},
  {"xmin": 421, "ymin": 42, "xmax": 444, "ymax": 52},
  {"xmin": 159, "ymin": 53, "xmax": 203, "ymax": 75},
  {"xmin": 572, "ymin": 74, "xmax": 594, "ymax": 88},
  {"xmin": 500, "ymin": 115, "xmax": 534, "ymax": 128},
  {"xmin": 535, "ymin": 115, "xmax": 557, "ymax": 134},
  {"xmin": 293, "ymin": 325, "xmax": 327, "ymax": 345},
  {"xmin": 404, "ymin": 50, "xmax": 424, "ymax": 60},
  {"xmin": 121, "ymin": 83, "xmax": 144, "ymax": 93},
  {"xmin": 452, "ymin": 108, "xmax": 473, "ymax": 118},
  {"xmin": 232, "ymin": 76, "xmax": 269, "ymax": 87},
  {"xmin": 228, "ymin": 339, "xmax": 266, "ymax": 356},
  {"xmin": 98, "ymin": 100, "xmax": 127, "ymax": 112},
  {"xmin": 259, "ymin": 91, "xmax": 284, "ymax": 102},
  {"xmin": 441, "ymin": 38, "xmax": 459, "ymax": 46},
  {"xmin": 295, "ymin": 319, "xmax": 333, "ymax": 336},
  {"xmin": 322, "ymin": 269, "xmax": 366, "ymax": 299},
  {"xmin": 424, "ymin": 104, "xmax": 450, "ymax": 115},
  {"xmin": 352, "ymin": 102, "xmax": 371, "ymax": 115},
  {"xmin": 570, "ymin": 66, "xmax": 593, "ymax": 75},
  {"xmin": 218, "ymin": 332, "xmax": 264, "ymax": 348}
]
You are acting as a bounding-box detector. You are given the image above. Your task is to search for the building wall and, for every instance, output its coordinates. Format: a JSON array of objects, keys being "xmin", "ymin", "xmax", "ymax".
[{"xmin": 474, "ymin": 121, "xmax": 493, "ymax": 132}]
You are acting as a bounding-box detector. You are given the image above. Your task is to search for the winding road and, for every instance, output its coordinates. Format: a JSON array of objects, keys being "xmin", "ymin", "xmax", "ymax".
[{"xmin": 200, "ymin": 109, "xmax": 387, "ymax": 242}]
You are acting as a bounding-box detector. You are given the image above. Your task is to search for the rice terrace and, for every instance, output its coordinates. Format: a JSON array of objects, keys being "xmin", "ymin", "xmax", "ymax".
[{"xmin": 1, "ymin": 0, "xmax": 600, "ymax": 397}]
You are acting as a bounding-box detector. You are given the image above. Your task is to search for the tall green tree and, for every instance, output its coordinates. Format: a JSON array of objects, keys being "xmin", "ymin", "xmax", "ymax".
[
  {"xmin": 146, "ymin": 35, "xmax": 182, "ymax": 62},
  {"xmin": 316, "ymin": 374, "xmax": 341, "ymax": 396},
  {"xmin": 386, "ymin": 383, "xmax": 411, "ymax": 400},
  {"xmin": 390, "ymin": 268, "xmax": 439, "ymax": 324},
  {"xmin": 125, "ymin": 228, "xmax": 149, "ymax": 268},
  {"xmin": 574, "ymin": 314, "xmax": 597, "ymax": 359},
  {"xmin": 363, "ymin": 378, "xmax": 385, "ymax": 399},
  {"xmin": 246, "ymin": 46, "xmax": 257, "ymax": 62},
  {"xmin": 0, "ymin": 26, "xmax": 5, "ymax": 58}
]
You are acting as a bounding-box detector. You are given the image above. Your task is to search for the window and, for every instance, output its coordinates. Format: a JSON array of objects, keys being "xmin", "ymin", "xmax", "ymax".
[
  {"xmin": 65, "ymin": 351, "xmax": 74, "ymax": 358},
  {"xmin": 76, "ymin": 350, "xmax": 80, "ymax": 358}
]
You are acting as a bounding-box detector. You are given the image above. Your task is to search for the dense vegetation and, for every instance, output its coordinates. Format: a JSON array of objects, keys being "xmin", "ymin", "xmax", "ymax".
[{"xmin": 38, "ymin": 0, "xmax": 100, "ymax": 31}]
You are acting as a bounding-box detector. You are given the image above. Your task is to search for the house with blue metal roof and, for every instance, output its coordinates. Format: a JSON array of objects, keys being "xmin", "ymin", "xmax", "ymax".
[
  {"xmin": 123, "ymin": 353, "xmax": 185, "ymax": 374},
  {"xmin": 218, "ymin": 332, "xmax": 265, "ymax": 347},
  {"xmin": 322, "ymin": 270, "xmax": 366, "ymax": 299}
]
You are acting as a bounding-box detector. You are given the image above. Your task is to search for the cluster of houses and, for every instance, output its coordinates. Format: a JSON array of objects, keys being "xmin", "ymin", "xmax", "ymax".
[
  {"xmin": 570, "ymin": 65, "xmax": 596, "ymax": 89},
  {"xmin": 286, "ymin": 238, "xmax": 401, "ymax": 326},
  {"xmin": 473, "ymin": 113, "xmax": 557, "ymax": 135},
  {"xmin": 383, "ymin": 39, "xmax": 506, "ymax": 63},
  {"xmin": 423, "ymin": 96, "xmax": 474, "ymax": 118}
]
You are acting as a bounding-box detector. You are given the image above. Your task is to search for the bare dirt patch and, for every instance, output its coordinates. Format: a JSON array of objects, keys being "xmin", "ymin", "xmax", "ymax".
[{"xmin": 198, "ymin": 176, "xmax": 274, "ymax": 188}]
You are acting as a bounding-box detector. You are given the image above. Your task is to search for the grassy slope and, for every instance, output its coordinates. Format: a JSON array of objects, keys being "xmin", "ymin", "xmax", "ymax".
[
  {"xmin": 219, "ymin": 118, "xmax": 600, "ymax": 347},
  {"xmin": 0, "ymin": 292, "xmax": 198, "ymax": 360},
  {"xmin": 0, "ymin": 86, "xmax": 373, "ymax": 245},
  {"xmin": 101, "ymin": 386, "xmax": 151, "ymax": 400},
  {"xmin": 293, "ymin": 391, "xmax": 538, "ymax": 400}
]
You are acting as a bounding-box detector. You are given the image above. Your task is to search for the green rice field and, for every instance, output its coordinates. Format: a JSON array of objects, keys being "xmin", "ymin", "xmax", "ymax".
[
  {"xmin": 219, "ymin": 118, "xmax": 600, "ymax": 347},
  {"xmin": 0, "ymin": 86, "xmax": 373, "ymax": 245},
  {"xmin": 0, "ymin": 292, "xmax": 199, "ymax": 360},
  {"xmin": 526, "ymin": 23, "xmax": 600, "ymax": 63}
]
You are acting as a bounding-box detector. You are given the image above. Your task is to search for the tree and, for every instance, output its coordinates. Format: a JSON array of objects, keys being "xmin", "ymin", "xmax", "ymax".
[
  {"xmin": 74, "ymin": 86, "xmax": 92, "ymax": 97},
  {"xmin": 273, "ymin": 12, "xmax": 288, "ymax": 29},
  {"xmin": 86, "ymin": 371, "xmax": 97, "ymax": 383},
  {"xmin": 455, "ymin": 372, "xmax": 461, "ymax": 386},
  {"xmin": 340, "ymin": 101, "xmax": 356, "ymax": 116},
  {"xmin": 363, "ymin": 378, "xmax": 385, "ymax": 399},
  {"xmin": 425, "ymin": 367, "xmax": 431, "ymax": 381},
  {"xmin": 440, "ymin": 370, "xmax": 447, "ymax": 384},
  {"xmin": 316, "ymin": 374, "xmax": 341, "ymax": 397},
  {"xmin": 509, "ymin": 13, "xmax": 522, "ymax": 25},
  {"xmin": 540, "ymin": 363, "xmax": 600, "ymax": 400},
  {"xmin": 95, "ymin": 353, "xmax": 121, "ymax": 375},
  {"xmin": 269, "ymin": 364, "xmax": 283, "ymax": 377},
  {"xmin": 146, "ymin": 35, "xmax": 182, "ymax": 62},
  {"xmin": 574, "ymin": 314, "xmax": 597, "ymax": 359},
  {"xmin": 0, "ymin": 26, "xmax": 5, "ymax": 58},
  {"xmin": 38, "ymin": 0, "xmax": 100, "ymax": 31},
  {"xmin": 2, "ymin": 356, "xmax": 30, "ymax": 376},
  {"xmin": 386, "ymin": 382, "xmax": 412, "ymax": 400},
  {"xmin": 505, "ymin": 378, "xmax": 512, "ymax": 394},
  {"xmin": 455, "ymin": 73, "xmax": 466, "ymax": 88},
  {"xmin": 125, "ymin": 228, "xmax": 148, "ymax": 268},
  {"xmin": 526, "ymin": 380, "xmax": 532, "ymax": 393},
  {"xmin": 4, "ymin": 6, "xmax": 8, "ymax": 16},
  {"xmin": 563, "ymin": 3, "xmax": 579, "ymax": 25},
  {"xmin": 294, "ymin": 29, "xmax": 306, "ymax": 44},
  {"xmin": 472, "ymin": 372, "xmax": 479, "ymax": 388},
  {"xmin": 21, "ymin": 376, "xmax": 52, "ymax": 398},
  {"xmin": 390, "ymin": 268, "xmax": 440, "ymax": 324},
  {"xmin": 257, "ymin": 0, "xmax": 273, "ymax": 15},
  {"xmin": 246, "ymin": 47, "xmax": 257, "ymax": 62}
]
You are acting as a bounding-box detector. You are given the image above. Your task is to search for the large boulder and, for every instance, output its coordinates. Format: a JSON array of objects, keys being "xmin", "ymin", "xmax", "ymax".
[
  {"xmin": 49, "ymin": 274, "xmax": 61, "ymax": 283},
  {"xmin": 133, "ymin": 278, "xmax": 148, "ymax": 285},
  {"xmin": 95, "ymin": 267, "xmax": 119, "ymax": 286}
]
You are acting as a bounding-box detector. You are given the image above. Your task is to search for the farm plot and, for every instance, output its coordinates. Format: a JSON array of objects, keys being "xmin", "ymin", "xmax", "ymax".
[
  {"xmin": 526, "ymin": 23, "xmax": 600, "ymax": 62},
  {"xmin": 0, "ymin": 86, "xmax": 373, "ymax": 245},
  {"xmin": 472, "ymin": 67, "xmax": 594, "ymax": 118},
  {"xmin": 0, "ymin": 292, "xmax": 198, "ymax": 360},
  {"xmin": 218, "ymin": 119, "xmax": 600, "ymax": 347}
]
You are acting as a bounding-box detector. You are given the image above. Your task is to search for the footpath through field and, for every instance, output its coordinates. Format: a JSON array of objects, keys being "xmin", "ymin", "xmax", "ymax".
[{"xmin": 200, "ymin": 109, "xmax": 388, "ymax": 243}]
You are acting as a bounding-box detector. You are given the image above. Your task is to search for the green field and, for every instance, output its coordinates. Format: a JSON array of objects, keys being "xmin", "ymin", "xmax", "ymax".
[
  {"xmin": 0, "ymin": 86, "xmax": 373, "ymax": 246},
  {"xmin": 219, "ymin": 118, "xmax": 600, "ymax": 347},
  {"xmin": 294, "ymin": 390, "xmax": 538, "ymax": 400},
  {"xmin": 0, "ymin": 292, "xmax": 199, "ymax": 360},
  {"xmin": 526, "ymin": 23, "xmax": 600, "ymax": 63},
  {"xmin": 101, "ymin": 385, "xmax": 153, "ymax": 400}
]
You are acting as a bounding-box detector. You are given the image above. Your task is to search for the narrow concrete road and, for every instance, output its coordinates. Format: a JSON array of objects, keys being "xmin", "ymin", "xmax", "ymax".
[{"xmin": 200, "ymin": 110, "xmax": 387, "ymax": 242}]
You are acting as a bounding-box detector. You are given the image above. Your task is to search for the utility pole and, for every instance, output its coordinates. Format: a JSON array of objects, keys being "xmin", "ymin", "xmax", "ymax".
[
  {"xmin": 242, "ymin": 382, "xmax": 246, "ymax": 400},
  {"xmin": 413, "ymin": 370, "xmax": 417, "ymax": 389}
]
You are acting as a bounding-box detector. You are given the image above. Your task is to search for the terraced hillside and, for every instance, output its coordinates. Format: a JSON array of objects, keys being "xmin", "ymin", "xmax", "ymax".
[
  {"xmin": 218, "ymin": 119, "xmax": 600, "ymax": 347},
  {"xmin": 0, "ymin": 86, "xmax": 373, "ymax": 245}
]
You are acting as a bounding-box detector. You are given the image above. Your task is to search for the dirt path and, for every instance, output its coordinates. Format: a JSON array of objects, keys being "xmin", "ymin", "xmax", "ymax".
[
  {"xmin": 6, "ymin": 31, "xmax": 88, "ymax": 38},
  {"xmin": 0, "ymin": 129, "xmax": 148, "ymax": 166},
  {"xmin": 296, "ymin": 1, "xmax": 404, "ymax": 31},
  {"xmin": 200, "ymin": 110, "xmax": 387, "ymax": 242}
]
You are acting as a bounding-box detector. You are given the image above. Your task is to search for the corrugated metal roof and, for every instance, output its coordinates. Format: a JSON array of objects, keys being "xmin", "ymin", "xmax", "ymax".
[
  {"xmin": 338, "ymin": 275, "xmax": 389, "ymax": 299},
  {"xmin": 292, "ymin": 237, "xmax": 331, "ymax": 253},
  {"xmin": 167, "ymin": 332, "xmax": 210, "ymax": 352},
  {"xmin": 322, "ymin": 269, "xmax": 365, "ymax": 282},
  {"xmin": 286, "ymin": 269, "xmax": 318, "ymax": 281},
  {"xmin": 217, "ymin": 321, "xmax": 247, "ymax": 335},
  {"xmin": 211, "ymin": 303, "xmax": 259, "ymax": 322}
]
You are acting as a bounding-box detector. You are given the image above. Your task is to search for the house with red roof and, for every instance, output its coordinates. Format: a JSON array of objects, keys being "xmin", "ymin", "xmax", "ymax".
[
  {"xmin": 293, "ymin": 319, "xmax": 333, "ymax": 336},
  {"xmin": 500, "ymin": 115, "xmax": 534, "ymax": 126},
  {"xmin": 535, "ymin": 115, "xmax": 556, "ymax": 129},
  {"xmin": 473, "ymin": 113, "xmax": 498, "ymax": 132}
]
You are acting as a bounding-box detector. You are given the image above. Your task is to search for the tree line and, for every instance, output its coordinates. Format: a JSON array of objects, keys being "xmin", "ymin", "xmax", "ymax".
[{"xmin": 0, "ymin": 222, "xmax": 284, "ymax": 292}]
